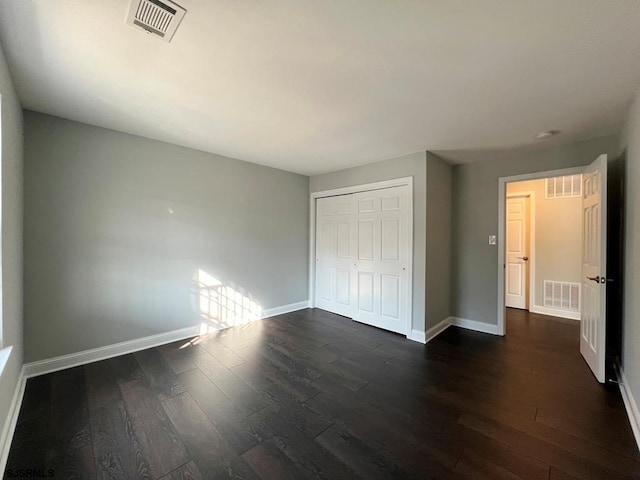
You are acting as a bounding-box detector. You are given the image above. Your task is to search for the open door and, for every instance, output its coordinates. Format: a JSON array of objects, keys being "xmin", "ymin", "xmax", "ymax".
[
  {"xmin": 505, "ymin": 196, "xmax": 530, "ymax": 309},
  {"xmin": 581, "ymin": 154, "xmax": 607, "ymax": 383}
]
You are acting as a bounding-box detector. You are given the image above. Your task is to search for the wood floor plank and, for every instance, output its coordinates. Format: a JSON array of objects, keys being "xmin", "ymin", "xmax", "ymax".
[
  {"xmin": 535, "ymin": 406, "xmax": 640, "ymax": 458},
  {"xmin": 47, "ymin": 446, "xmax": 98, "ymax": 480},
  {"xmin": 161, "ymin": 392, "xmax": 259, "ymax": 480},
  {"xmin": 454, "ymin": 448, "xmax": 525, "ymax": 480},
  {"xmin": 90, "ymin": 401, "xmax": 152, "ymax": 480},
  {"xmin": 231, "ymin": 353, "xmax": 321, "ymax": 403},
  {"xmin": 550, "ymin": 467, "xmax": 581, "ymax": 480},
  {"xmin": 85, "ymin": 360, "xmax": 122, "ymax": 413},
  {"xmin": 158, "ymin": 461, "xmax": 203, "ymax": 480},
  {"xmin": 306, "ymin": 391, "xmax": 460, "ymax": 473},
  {"xmin": 192, "ymin": 352, "xmax": 269, "ymax": 415},
  {"xmin": 266, "ymin": 341, "xmax": 369, "ymax": 392},
  {"xmin": 458, "ymin": 412, "xmax": 634, "ymax": 480},
  {"xmin": 134, "ymin": 349, "xmax": 187, "ymax": 400},
  {"xmin": 178, "ymin": 367, "xmax": 263, "ymax": 455},
  {"xmin": 246, "ymin": 408, "xmax": 360, "ymax": 479},
  {"xmin": 199, "ymin": 338, "xmax": 247, "ymax": 368},
  {"xmin": 109, "ymin": 353, "xmax": 146, "ymax": 383},
  {"xmin": 242, "ymin": 441, "xmax": 308, "ymax": 480},
  {"xmin": 4, "ymin": 415, "xmax": 51, "ymax": 473},
  {"xmin": 456, "ymin": 427, "xmax": 550, "ymax": 480},
  {"xmin": 118, "ymin": 379, "xmax": 190, "ymax": 478},
  {"xmin": 47, "ymin": 366, "xmax": 92, "ymax": 461},
  {"xmin": 157, "ymin": 345, "xmax": 200, "ymax": 375},
  {"xmin": 231, "ymin": 362, "xmax": 332, "ymax": 439},
  {"xmin": 315, "ymin": 424, "xmax": 412, "ymax": 480},
  {"xmin": 492, "ymin": 406, "xmax": 640, "ymax": 477},
  {"xmin": 15, "ymin": 374, "xmax": 51, "ymax": 425}
]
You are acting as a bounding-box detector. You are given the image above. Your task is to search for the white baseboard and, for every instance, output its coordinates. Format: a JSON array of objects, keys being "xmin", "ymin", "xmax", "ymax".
[
  {"xmin": 529, "ymin": 305, "xmax": 581, "ymax": 321},
  {"xmin": 0, "ymin": 366, "xmax": 26, "ymax": 474},
  {"xmin": 616, "ymin": 366, "xmax": 640, "ymax": 452},
  {"xmin": 407, "ymin": 328, "xmax": 427, "ymax": 344},
  {"xmin": 23, "ymin": 326, "xmax": 202, "ymax": 379},
  {"xmin": 449, "ymin": 317, "xmax": 500, "ymax": 335},
  {"xmin": 22, "ymin": 300, "xmax": 311, "ymax": 379},
  {"xmin": 425, "ymin": 318, "xmax": 452, "ymax": 343},
  {"xmin": 262, "ymin": 300, "xmax": 309, "ymax": 318},
  {"xmin": 408, "ymin": 317, "xmax": 498, "ymax": 344}
]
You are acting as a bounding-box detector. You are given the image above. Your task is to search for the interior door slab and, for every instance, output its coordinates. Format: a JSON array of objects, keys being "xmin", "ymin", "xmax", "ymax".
[{"xmin": 581, "ymin": 154, "xmax": 608, "ymax": 383}]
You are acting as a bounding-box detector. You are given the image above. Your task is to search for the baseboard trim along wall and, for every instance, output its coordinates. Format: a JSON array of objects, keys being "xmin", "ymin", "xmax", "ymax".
[
  {"xmin": 262, "ymin": 300, "xmax": 310, "ymax": 318},
  {"xmin": 23, "ymin": 300, "xmax": 310, "ymax": 379},
  {"xmin": 529, "ymin": 305, "xmax": 581, "ymax": 321},
  {"xmin": 419, "ymin": 316, "xmax": 501, "ymax": 344},
  {"xmin": 407, "ymin": 329, "xmax": 427, "ymax": 344},
  {"xmin": 425, "ymin": 318, "xmax": 452, "ymax": 343},
  {"xmin": 0, "ymin": 367, "xmax": 26, "ymax": 474},
  {"xmin": 449, "ymin": 317, "xmax": 500, "ymax": 335},
  {"xmin": 616, "ymin": 365, "xmax": 640, "ymax": 452},
  {"xmin": 23, "ymin": 326, "xmax": 202, "ymax": 379}
]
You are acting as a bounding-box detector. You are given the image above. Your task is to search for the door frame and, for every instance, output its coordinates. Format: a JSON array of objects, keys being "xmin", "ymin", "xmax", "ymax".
[
  {"xmin": 309, "ymin": 177, "xmax": 414, "ymax": 336},
  {"xmin": 497, "ymin": 166, "xmax": 584, "ymax": 336},
  {"xmin": 505, "ymin": 192, "xmax": 536, "ymax": 312}
]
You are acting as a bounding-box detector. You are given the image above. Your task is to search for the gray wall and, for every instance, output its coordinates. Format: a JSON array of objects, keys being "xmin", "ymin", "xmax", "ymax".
[
  {"xmin": 24, "ymin": 111, "xmax": 309, "ymax": 362},
  {"xmin": 507, "ymin": 179, "xmax": 582, "ymax": 308},
  {"xmin": 447, "ymin": 135, "xmax": 619, "ymax": 326},
  {"xmin": 425, "ymin": 154, "xmax": 452, "ymax": 329},
  {"xmin": 0, "ymin": 43, "xmax": 23, "ymax": 451},
  {"xmin": 310, "ymin": 152, "xmax": 427, "ymax": 332},
  {"xmin": 620, "ymin": 88, "xmax": 640, "ymax": 419}
]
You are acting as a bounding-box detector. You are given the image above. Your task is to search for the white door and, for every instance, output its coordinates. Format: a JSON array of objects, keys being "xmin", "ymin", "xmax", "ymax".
[
  {"xmin": 352, "ymin": 186, "xmax": 410, "ymax": 334},
  {"xmin": 505, "ymin": 196, "xmax": 530, "ymax": 309},
  {"xmin": 581, "ymin": 154, "xmax": 607, "ymax": 383},
  {"xmin": 315, "ymin": 195, "xmax": 357, "ymax": 317},
  {"xmin": 314, "ymin": 185, "xmax": 411, "ymax": 335}
]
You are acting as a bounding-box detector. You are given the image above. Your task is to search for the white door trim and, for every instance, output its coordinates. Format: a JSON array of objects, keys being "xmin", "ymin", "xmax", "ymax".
[
  {"xmin": 309, "ymin": 177, "xmax": 414, "ymax": 337},
  {"xmin": 497, "ymin": 166, "xmax": 584, "ymax": 335},
  {"xmin": 506, "ymin": 191, "xmax": 536, "ymax": 312}
]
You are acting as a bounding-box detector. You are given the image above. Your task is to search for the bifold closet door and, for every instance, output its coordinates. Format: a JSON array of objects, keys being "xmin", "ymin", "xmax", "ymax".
[
  {"xmin": 315, "ymin": 185, "xmax": 410, "ymax": 335},
  {"xmin": 315, "ymin": 195, "xmax": 357, "ymax": 317},
  {"xmin": 352, "ymin": 186, "xmax": 410, "ymax": 334}
]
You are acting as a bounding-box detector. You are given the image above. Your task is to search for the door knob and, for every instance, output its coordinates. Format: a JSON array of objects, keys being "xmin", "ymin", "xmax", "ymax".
[
  {"xmin": 517, "ymin": 256, "xmax": 529, "ymax": 261},
  {"xmin": 587, "ymin": 275, "xmax": 601, "ymax": 283}
]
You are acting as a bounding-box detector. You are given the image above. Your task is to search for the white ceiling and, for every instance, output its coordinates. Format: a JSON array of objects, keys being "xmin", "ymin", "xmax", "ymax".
[{"xmin": 1, "ymin": 1, "xmax": 640, "ymax": 175}]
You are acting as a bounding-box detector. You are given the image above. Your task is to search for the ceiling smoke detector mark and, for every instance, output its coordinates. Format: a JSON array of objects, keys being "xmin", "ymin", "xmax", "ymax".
[
  {"xmin": 126, "ymin": 0, "xmax": 186, "ymax": 42},
  {"xmin": 536, "ymin": 129, "xmax": 561, "ymax": 140}
]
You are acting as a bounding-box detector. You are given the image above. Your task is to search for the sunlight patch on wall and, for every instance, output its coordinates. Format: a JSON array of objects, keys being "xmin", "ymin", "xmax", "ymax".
[{"xmin": 195, "ymin": 269, "xmax": 263, "ymax": 334}]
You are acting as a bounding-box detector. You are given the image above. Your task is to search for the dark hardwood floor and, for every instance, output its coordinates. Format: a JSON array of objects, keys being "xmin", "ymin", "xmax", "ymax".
[{"xmin": 5, "ymin": 308, "xmax": 640, "ymax": 479}]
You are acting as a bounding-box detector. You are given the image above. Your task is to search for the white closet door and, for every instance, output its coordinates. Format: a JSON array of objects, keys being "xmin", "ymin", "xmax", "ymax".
[
  {"xmin": 314, "ymin": 195, "xmax": 357, "ymax": 317},
  {"xmin": 353, "ymin": 186, "xmax": 410, "ymax": 334}
]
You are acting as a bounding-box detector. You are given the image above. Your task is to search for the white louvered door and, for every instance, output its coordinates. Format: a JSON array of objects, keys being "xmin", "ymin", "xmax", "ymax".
[{"xmin": 315, "ymin": 185, "xmax": 410, "ymax": 335}]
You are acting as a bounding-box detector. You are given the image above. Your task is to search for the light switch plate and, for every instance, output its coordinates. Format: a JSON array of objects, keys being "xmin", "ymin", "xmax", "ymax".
[{"xmin": 488, "ymin": 235, "xmax": 496, "ymax": 245}]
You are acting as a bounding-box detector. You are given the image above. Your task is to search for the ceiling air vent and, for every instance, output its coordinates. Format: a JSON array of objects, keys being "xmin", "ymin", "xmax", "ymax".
[{"xmin": 126, "ymin": 0, "xmax": 186, "ymax": 42}]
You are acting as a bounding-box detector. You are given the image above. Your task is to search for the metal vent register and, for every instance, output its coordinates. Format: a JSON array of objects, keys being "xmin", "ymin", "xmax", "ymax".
[{"xmin": 126, "ymin": 0, "xmax": 186, "ymax": 42}]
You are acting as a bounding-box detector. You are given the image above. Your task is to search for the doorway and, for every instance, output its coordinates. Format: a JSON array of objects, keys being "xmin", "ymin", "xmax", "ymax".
[
  {"xmin": 504, "ymin": 175, "xmax": 584, "ymax": 322},
  {"xmin": 498, "ymin": 166, "xmax": 585, "ymax": 333},
  {"xmin": 497, "ymin": 156, "xmax": 609, "ymax": 383}
]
